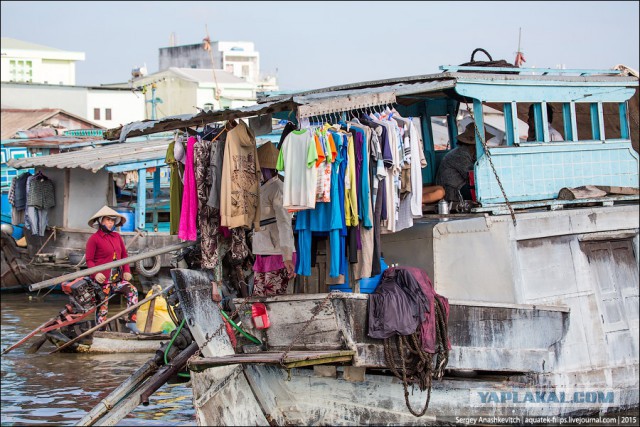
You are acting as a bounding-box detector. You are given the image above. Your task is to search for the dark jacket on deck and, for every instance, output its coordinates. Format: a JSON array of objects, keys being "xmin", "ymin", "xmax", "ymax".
[{"xmin": 368, "ymin": 267, "xmax": 430, "ymax": 339}]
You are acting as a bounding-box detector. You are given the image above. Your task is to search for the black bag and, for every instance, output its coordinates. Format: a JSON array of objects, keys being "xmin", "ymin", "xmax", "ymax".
[{"xmin": 459, "ymin": 48, "xmax": 518, "ymax": 73}]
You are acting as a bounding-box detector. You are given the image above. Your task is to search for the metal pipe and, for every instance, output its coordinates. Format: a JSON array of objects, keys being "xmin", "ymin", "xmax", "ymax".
[
  {"xmin": 140, "ymin": 341, "xmax": 198, "ymax": 405},
  {"xmin": 75, "ymin": 359, "xmax": 159, "ymax": 426},
  {"xmin": 29, "ymin": 240, "xmax": 198, "ymax": 291},
  {"xmin": 92, "ymin": 342, "xmax": 198, "ymax": 426}
]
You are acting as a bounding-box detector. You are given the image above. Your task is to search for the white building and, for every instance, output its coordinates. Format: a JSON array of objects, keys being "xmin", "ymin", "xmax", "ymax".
[
  {"xmin": 0, "ymin": 37, "xmax": 85, "ymax": 85},
  {"xmin": 125, "ymin": 67, "xmax": 258, "ymax": 119},
  {"xmin": 0, "ymin": 82, "xmax": 146, "ymax": 129},
  {"xmin": 158, "ymin": 40, "xmax": 278, "ymax": 91}
]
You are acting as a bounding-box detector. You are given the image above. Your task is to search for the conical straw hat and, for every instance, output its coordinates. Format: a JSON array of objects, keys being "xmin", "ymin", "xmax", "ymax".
[
  {"xmin": 87, "ymin": 205, "xmax": 127, "ymax": 228},
  {"xmin": 257, "ymin": 141, "xmax": 279, "ymax": 169}
]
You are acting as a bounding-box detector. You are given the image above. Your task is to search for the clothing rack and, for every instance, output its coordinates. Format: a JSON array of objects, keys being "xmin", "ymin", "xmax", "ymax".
[{"xmin": 296, "ymin": 91, "xmax": 397, "ymax": 120}]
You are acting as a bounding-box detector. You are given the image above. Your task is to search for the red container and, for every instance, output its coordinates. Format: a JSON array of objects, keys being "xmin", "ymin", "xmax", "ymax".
[
  {"xmin": 468, "ymin": 171, "xmax": 477, "ymax": 202},
  {"xmin": 251, "ymin": 303, "xmax": 270, "ymax": 329}
]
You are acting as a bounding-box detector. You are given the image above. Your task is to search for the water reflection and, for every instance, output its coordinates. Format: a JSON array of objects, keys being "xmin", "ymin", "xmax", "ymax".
[{"xmin": 1, "ymin": 293, "xmax": 195, "ymax": 426}]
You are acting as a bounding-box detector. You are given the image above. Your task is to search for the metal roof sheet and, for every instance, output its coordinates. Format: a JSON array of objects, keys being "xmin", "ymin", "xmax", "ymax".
[
  {"xmin": 105, "ymin": 79, "xmax": 457, "ymax": 141},
  {"xmin": 6, "ymin": 138, "xmax": 172, "ymax": 172},
  {"xmin": 1, "ymin": 108, "xmax": 104, "ymax": 139}
]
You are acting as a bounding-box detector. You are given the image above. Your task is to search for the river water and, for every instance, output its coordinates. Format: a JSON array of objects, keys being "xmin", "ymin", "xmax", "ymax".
[{"xmin": 1, "ymin": 293, "xmax": 196, "ymax": 426}]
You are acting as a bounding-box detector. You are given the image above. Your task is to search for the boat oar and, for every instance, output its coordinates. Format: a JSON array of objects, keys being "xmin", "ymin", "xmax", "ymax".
[
  {"xmin": 24, "ymin": 336, "xmax": 48, "ymax": 354},
  {"xmin": 75, "ymin": 357, "xmax": 161, "ymax": 426},
  {"xmin": 1, "ymin": 312, "xmax": 66, "ymax": 355},
  {"xmin": 2, "ymin": 293, "xmax": 119, "ymax": 355},
  {"xmin": 50, "ymin": 284, "xmax": 174, "ymax": 354}
]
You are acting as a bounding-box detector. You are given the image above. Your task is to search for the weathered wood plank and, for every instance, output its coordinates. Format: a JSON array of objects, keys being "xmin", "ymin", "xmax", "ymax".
[{"xmin": 189, "ymin": 350, "xmax": 355, "ymax": 370}]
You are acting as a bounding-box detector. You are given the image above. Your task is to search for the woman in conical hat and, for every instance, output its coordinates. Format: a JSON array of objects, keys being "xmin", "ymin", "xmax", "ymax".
[{"xmin": 85, "ymin": 206, "xmax": 140, "ymax": 333}]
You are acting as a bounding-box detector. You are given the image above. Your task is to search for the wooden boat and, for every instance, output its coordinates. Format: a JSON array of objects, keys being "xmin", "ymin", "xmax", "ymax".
[
  {"xmin": 45, "ymin": 330, "xmax": 169, "ymax": 354},
  {"xmin": 1, "ymin": 136, "xmax": 180, "ymax": 293},
  {"xmin": 109, "ymin": 62, "xmax": 638, "ymax": 424}
]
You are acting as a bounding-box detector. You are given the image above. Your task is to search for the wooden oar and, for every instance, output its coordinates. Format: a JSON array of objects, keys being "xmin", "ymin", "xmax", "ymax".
[
  {"xmin": 1, "ymin": 313, "xmax": 66, "ymax": 355},
  {"xmin": 1, "ymin": 293, "xmax": 119, "ymax": 355},
  {"xmin": 50, "ymin": 284, "xmax": 174, "ymax": 354}
]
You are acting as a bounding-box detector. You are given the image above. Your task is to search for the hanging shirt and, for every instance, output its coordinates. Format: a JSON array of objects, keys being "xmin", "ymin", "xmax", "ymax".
[
  {"xmin": 220, "ymin": 120, "xmax": 261, "ymax": 229},
  {"xmin": 276, "ymin": 129, "xmax": 318, "ymax": 210}
]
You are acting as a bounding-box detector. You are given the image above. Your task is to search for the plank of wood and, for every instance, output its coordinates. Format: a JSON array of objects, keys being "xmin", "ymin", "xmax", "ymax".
[{"xmin": 189, "ymin": 350, "xmax": 355, "ymax": 370}]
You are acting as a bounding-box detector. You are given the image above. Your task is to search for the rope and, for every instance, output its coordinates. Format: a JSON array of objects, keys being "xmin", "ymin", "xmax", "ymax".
[
  {"xmin": 383, "ymin": 297, "xmax": 450, "ymax": 417},
  {"xmin": 29, "ymin": 227, "xmax": 58, "ymax": 264}
]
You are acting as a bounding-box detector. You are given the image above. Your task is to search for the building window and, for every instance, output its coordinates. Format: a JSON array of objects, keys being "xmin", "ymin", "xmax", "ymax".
[
  {"xmin": 9, "ymin": 59, "xmax": 33, "ymax": 83},
  {"xmin": 94, "ymin": 108, "xmax": 100, "ymax": 120},
  {"xmin": 105, "ymin": 108, "xmax": 112, "ymax": 120}
]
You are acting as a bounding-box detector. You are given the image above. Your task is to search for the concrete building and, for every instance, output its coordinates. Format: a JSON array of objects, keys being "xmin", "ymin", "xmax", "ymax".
[
  {"xmin": 158, "ymin": 40, "xmax": 278, "ymax": 91},
  {"xmin": 128, "ymin": 67, "xmax": 258, "ymax": 119},
  {"xmin": 0, "ymin": 82, "xmax": 146, "ymax": 129},
  {"xmin": 0, "ymin": 37, "xmax": 85, "ymax": 85}
]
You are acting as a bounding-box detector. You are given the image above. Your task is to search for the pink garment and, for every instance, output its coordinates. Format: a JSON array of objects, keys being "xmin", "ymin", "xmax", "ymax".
[
  {"xmin": 401, "ymin": 266, "xmax": 451, "ymax": 354},
  {"xmin": 219, "ymin": 225, "xmax": 232, "ymax": 238},
  {"xmin": 253, "ymin": 252, "xmax": 297, "ymax": 273},
  {"xmin": 178, "ymin": 136, "xmax": 198, "ymax": 241}
]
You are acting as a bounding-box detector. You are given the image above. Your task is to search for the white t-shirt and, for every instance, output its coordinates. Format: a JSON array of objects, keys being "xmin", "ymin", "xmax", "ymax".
[
  {"xmin": 549, "ymin": 125, "xmax": 564, "ymax": 142},
  {"xmin": 276, "ymin": 129, "xmax": 318, "ymax": 210}
]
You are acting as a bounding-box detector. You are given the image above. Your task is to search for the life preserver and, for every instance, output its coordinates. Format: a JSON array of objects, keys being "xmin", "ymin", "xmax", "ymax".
[{"xmin": 135, "ymin": 254, "xmax": 162, "ymax": 277}]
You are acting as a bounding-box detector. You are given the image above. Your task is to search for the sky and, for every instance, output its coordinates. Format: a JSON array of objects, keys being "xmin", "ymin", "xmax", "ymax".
[{"xmin": 1, "ymin": 1, "xmax": 639, "ymax": 91}]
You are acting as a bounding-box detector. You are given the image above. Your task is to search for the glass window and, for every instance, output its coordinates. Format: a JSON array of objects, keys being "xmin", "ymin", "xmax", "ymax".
[
  {"xmin": 94, "ymin": 108, "xmax": 100, "ymax": 120},
  {"xmin": 105, "ymin": 108, "xmax": 112, "ymax": 120}
]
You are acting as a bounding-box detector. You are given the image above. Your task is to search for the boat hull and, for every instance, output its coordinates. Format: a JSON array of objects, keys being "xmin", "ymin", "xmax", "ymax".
[{"xmin": 47, "ymin": 331, "xmax": 167, "ymax": 354}]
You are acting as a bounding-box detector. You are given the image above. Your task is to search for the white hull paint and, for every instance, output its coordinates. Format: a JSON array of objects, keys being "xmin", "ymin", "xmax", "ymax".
[{"xmin": 175, "ymin": 203, "xmax": 639, "ymax": 425}]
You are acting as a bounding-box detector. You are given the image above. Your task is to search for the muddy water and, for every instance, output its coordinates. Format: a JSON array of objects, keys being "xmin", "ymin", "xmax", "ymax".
[{"xmin": 1, "ymin": 293, "xmax": 195, "ymax": 426}]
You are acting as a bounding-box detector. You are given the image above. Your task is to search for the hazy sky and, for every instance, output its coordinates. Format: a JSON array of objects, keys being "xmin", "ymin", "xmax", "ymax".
[{"xmin": 2, "ymin": 1, "xmax": 638, "ymax": 90}]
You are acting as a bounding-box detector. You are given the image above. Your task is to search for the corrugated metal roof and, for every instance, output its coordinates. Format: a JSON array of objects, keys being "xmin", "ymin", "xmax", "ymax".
[
  {"xmin": 2, "ymin": 135, "xmax": 104, "ymax": 148},
  {"xmin": 1, "ymin": 108, "xmax": 104, "ymax": 139},
  {"xmin": 6, "ymin": 138, "xmax": 172, "ymax": 172},
  {"xmin": 1, "ymin": 109, "xmax": 60, "ymax": 139},
  {"xmin": 105, "ymin": 79, "xmax": 457, "ymax": 141}
]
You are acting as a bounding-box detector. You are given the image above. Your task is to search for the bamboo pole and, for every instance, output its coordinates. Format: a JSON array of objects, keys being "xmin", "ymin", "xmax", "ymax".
[
  {"xmin": 75, "ymin": 358, "xmax": 159, "ymax": 426},
  {"xmin": 29, "ymin": 240, "xmax": 198, "ymax": 292},
  {"xmin": 50, "ymin": 284, "xmax": 174, "ymax": 354}
]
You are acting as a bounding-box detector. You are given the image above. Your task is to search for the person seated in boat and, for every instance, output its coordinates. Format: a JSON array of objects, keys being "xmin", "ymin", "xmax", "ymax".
[
  {"xmin": 251, "ymin": 141, "xmax": 296, "ymax": 296},
  {"xmin": 85, "ymin": 206, "xmax": 140, "ymax": 334},
  {"xmin": 527, "ymin": 104, "xmax": 564, "ymax": 142},
  {"xmin": 435, "ymin": 122, "xmax": 494, "ymax": 203},
  {"xmin": 422, "ymin": 184, "xmax": 446, "ymax": 207}
]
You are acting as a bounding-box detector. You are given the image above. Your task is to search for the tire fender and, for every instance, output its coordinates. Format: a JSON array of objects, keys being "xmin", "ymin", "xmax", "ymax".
[{"xmin": 135, "ymin": 254, "xmax": 162, "ymax": 278}]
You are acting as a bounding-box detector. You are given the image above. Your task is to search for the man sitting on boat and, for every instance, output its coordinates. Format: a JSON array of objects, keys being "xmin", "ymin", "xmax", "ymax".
[
  {"xmin": 85, "ymin": 206, "xmax": 140, "ymax": 334},
  {"xmin": 527, "ymin": 104, "xmax": 564, "ymax": 142},
  {"xmin": 435, "ymin": 122, "xmax": 493, "ymax": 203}
]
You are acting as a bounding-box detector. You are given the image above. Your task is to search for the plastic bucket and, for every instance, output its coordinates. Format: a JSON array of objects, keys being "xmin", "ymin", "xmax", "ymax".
[
  {"xmin": 112, "ymin": 206, "xmax": 135, "ymax": 232},
  {"xmin": 358, "ymin": 257, "xmax": 388, "ymax": 294}
]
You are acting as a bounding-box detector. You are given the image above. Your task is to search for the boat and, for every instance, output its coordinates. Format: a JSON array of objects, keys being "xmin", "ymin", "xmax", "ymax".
[
  {"xmin": 107, "ymin": 61, "xmax": 638, "ymax": 424},
  {"xmin": 2, "ymin": 135, "xmax": 181, "ymax": 293},
  {"xmin": 44, "ymin": 329, "xmax": 169, "ymax": 354}
]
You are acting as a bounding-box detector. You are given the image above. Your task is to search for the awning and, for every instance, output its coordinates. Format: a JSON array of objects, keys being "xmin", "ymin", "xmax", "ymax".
[
  {"xmin": 104, "ymin": 78, "xmax": 457, "ymax": 141},
  {"xmin": 7, "ymin": 138, "xmax": 172, "ymax": 173}
]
